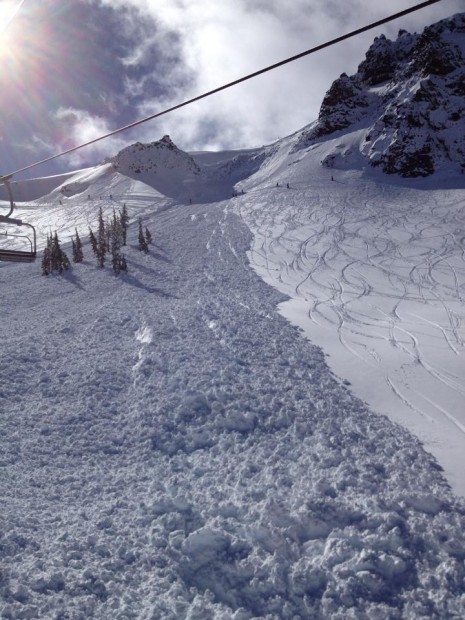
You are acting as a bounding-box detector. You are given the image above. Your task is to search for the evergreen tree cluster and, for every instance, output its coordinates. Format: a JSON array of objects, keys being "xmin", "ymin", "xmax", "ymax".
[
  {"xmin": 88, "ymin": 205, "xmax": 129, "ymax": 273},
  {"xmin": 41, "ymin": 204, "xmax": 153, "ymax": 279},
  {"xmin": 42, "ymin": 232, "xmax": 70, "ymax": 276}
]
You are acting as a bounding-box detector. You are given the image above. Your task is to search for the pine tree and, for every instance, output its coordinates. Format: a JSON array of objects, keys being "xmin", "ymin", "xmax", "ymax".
[
  {"xmin": 109, "ymin": 210, "xmax": 127, "ymax": 274},
  {"xmin": 138, "ymin": 218, "xmax": 149, "ymax": 253},
  {"xmin": 89, "ymin": 227, "xmax": 98, "ymax": 256},
  {"xmin": 55, "ymin": 232, "xmax": 70, "ymax": 273},
  {"xmin": 97, "ymin": 207, "xmax": 106, "ymax": 268},
  {"xmin": 120, "ymin": 203, "xmax": 129, "ymax": 246},
  {"xmin": 51, "ymin": 232, "xmax": 62, "ymax": 272},
  {"xmin": 41, "ymin": 232, "xmax": 53, "ymax": 275},
  {"xmin": 41, "ymin": 246, "xmax": 51, "ymax": 276},
  {"xmin": 74, "ymin": 229, "xmax": 83, "ymax": 262},
  {"xmin": 60, "ymin": 247, "xmax": 71, "ymax": 272},
  {"xmin": 111, "ymin": 224, "xmax": 121, "ymax": 273},
  {"xmin": 72, "ymin": 229, "xmax": 84, "ymax": 263},
  {"xmin": 112, "ymin": 209, "xmax": 123, "ymax": 247},
  {"xmin": 44, "ymin": 231, "xmax": 70, "ymax": 274},
  {"xmin": 145, "ymin": 226, "xmax": 152, "ymax": 245}
]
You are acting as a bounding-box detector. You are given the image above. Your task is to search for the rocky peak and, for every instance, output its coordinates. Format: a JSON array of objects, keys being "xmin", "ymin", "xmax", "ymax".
[
  {"xmin": 301, "ymin": 12, "xmax": 465, "ymax": 177},
  {"xmin": 314, "ymin": 73, "xmax": 371, "ymax": 137},
  {"xmin": 357, "ymin": 34, "xmax": 397, "ymax": 86},
  {"xmin": 112, "ymin": 136, "xmax": 200, "ymax": 177}
]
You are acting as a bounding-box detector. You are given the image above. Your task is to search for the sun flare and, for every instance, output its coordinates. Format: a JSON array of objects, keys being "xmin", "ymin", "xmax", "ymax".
[{"xmin": 0, "ymin": 0, "xmax": 24, "ymax": 34}]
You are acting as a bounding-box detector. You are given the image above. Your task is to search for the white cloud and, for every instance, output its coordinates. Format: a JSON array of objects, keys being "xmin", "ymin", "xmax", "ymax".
[
  {"xmin": 89, "ymin": 0, "xmax": 465, "ymax": 151},
  {"xmin": 52, "ymin": 107, "xmax": 127, "ymax": 166}
]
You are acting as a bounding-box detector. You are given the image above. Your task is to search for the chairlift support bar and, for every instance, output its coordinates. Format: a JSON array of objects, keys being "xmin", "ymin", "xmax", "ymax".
[{"xmin": 0, "ymin": 175, "xmax": 37, "ymax": 262}]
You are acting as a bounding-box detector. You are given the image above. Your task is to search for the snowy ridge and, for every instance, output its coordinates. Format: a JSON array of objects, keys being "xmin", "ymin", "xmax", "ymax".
[{"xmin": 0, "ymin": 171, "xmax": 89, "ymax": 202}]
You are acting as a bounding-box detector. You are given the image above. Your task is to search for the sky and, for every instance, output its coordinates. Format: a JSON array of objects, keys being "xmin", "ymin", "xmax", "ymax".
[{"xmin": 0, "ymin": 0, "xmax": 463, "ymax": 178}]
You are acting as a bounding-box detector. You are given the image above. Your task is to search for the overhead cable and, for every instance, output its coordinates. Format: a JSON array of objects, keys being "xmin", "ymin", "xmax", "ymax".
[{"xmin": 2, "ymin": 0, "xmax": 445, "ymax": 180}]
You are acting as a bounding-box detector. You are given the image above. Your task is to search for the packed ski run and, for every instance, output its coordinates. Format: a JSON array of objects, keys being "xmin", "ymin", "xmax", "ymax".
[{"xmin": 2, "ymin": 126, "xmax": 465, "ymax": 618}]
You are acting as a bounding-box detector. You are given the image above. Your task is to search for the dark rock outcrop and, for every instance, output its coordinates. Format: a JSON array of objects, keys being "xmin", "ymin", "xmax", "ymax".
[{"xmin": 297, "ymin": 12, "xmax": 465, "ymax": 177}]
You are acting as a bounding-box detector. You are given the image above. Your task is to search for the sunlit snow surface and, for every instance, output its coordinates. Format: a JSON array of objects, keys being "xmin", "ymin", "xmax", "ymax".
[
  {"xmin": 238, "ymin": 134, "xmax": 465, "ymax": 498},
  {"xmin": 1, "ymin": 136, "xmax": 465, "ymax": 618}
]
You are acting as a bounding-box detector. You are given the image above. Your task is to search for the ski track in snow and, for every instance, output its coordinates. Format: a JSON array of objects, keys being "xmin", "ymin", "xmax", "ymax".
[
  {"xmin": 239, "ymin": 173, "xmax": 465, "ymax": 499},
  {"xmin": 1, "ymin": 153, "xmax": 465, "ymax": 617}
]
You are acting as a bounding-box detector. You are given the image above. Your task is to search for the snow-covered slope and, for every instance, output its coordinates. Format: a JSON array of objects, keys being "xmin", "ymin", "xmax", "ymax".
[
  {"xmin": 0, "ymin": 170, "xmax": 90, "ymax": 202},
  {"xmin": 295, "ymin": 12, "xmax": 465, "ymax": 177},
  {"xmin": 236, "ymin": 127, "xmax": 465, "ymax": 499},
  {"xmin": 2, "ymin": 166, "xmax": 465, "ymax": 619}
]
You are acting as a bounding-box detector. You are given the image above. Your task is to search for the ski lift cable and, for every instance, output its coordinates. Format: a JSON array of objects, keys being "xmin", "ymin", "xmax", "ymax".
[{"xmin": 0, "ymin": 0, "xmax": 445, "ymax": 183}]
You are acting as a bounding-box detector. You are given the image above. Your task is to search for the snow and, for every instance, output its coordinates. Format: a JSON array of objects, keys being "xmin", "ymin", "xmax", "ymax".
[
  {"xmin": 0, "ymin": 169, "xmax": 93, "ymax": 203},
  {"xmin": 2, "ymin": 126, "xmax": 465, "ymax": 617},
  {"xmin": 238, "ymin": 129, "xmax": 465, "ymax": 498}
]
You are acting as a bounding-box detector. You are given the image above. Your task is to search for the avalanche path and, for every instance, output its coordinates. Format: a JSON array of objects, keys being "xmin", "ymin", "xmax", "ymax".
[{"xmin": 1, "ymin": 190, "xmax": 465, "ymax": 619}]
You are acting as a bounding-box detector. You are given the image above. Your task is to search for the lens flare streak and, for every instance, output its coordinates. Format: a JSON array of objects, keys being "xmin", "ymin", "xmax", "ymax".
[{"xmin": 0, "ymin": 0, "xmax": 26, "ymax": 34}]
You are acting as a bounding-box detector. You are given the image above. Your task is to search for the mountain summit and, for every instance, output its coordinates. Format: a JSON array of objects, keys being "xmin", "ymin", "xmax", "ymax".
[
  {"xmin": 300, "ymin": 12, "xmax": 465, "ymax": 177},
  {"xmin": 112, "ymin": 135, "xmax": 200, "ymax": 178}
]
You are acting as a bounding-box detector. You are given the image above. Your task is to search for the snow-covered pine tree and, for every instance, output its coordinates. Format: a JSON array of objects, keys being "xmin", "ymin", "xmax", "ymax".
[
  {"xmin": 41, "ymin": 244, "xmax": 51, "ymax": 276},
  {"xmin": 45, "ymin": 231, "xmax": 70, "ymax": 274},
  {"xmin": 60, "ymin": 247, "xmax": 71, "ymax": 273},
  {"xmin": 89, "ymin": 227, "xmax": 98, "ymax": 256},
  {"xmin": 105, "ymin": 218, "xmax": 112, "ymax": 253},
  {"xmin": 41, "ymin": 232, "xmax": 53, "ymax": 275},
  {"xmin": 138, "ymin": 218, "xmax": 149, "ymax": 253},
  {"xmin": 74, "ymin": 229, "xmax": 83, "ymax": 262},
  {"xmin": 120, "ymin": 203, "xmax": 129, "ymax": 246},
  {"xmin": 110, "ymin": 210, "xmax": 126, "ymax": 273},
  {"xmin": 41, "ymin": 250, "xmax": 50, "ymax": 275},
  {"xmin": 145, "ymin": 226, "xmax": 152, "ymax": 245},
  {"xmin": 51, "ymin": 232, "xmax": 62, "ymax": 272},
  {"xmin": 72, "ymin": 229, "xmax": 84, "ymax": 264},
  {"xmin": 112, "ymin": 209, "xmax": 123, "ymax": 247},
  {"xmin": 97, "ymin": 207, "xmax": 106, "ymax": 268}
]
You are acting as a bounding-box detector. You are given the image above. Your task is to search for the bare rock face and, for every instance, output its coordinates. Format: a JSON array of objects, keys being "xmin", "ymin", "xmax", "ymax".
[
  {"xmin": 314, "ymin": 73, "xmax": 371, "ymax": 137},
  {"xmin": 357, "ymin": 34, "xmax": 399, "ymax": 86},
  {"xmin": 303, "ymin": 13, "xmax": 465, "ymax": 177}
]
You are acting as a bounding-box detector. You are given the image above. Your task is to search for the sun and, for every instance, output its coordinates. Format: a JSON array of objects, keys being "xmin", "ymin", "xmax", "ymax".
[
  {"xmin": 0, "ymin": 0, "xmax": 24, "ymax": 58},
  {"xmin": 0, "ymin": 0, "xmax": 24, "ymax": 35}
]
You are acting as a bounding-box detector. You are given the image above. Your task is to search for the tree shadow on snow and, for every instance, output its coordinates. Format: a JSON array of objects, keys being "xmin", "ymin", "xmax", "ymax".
[
  {"xmin": 120, "ymin": 271, "xmax": 177, "ymax": 298},
  {"xmin": 150, "ymin": 251, "xmax": 171, "ymax": 263},
  {"xmin": 62, "ymin": 269, "xmax": 85, "ymax": 290},
  {"xmin": 128, "ymin": 244, "xmax": 172, "ymax": 264}
]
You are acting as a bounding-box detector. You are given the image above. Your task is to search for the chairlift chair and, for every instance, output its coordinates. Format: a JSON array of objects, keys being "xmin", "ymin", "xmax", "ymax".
[{"xmin": 0, "ymin": 176, "xmax": 37, "ymax": 262}]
